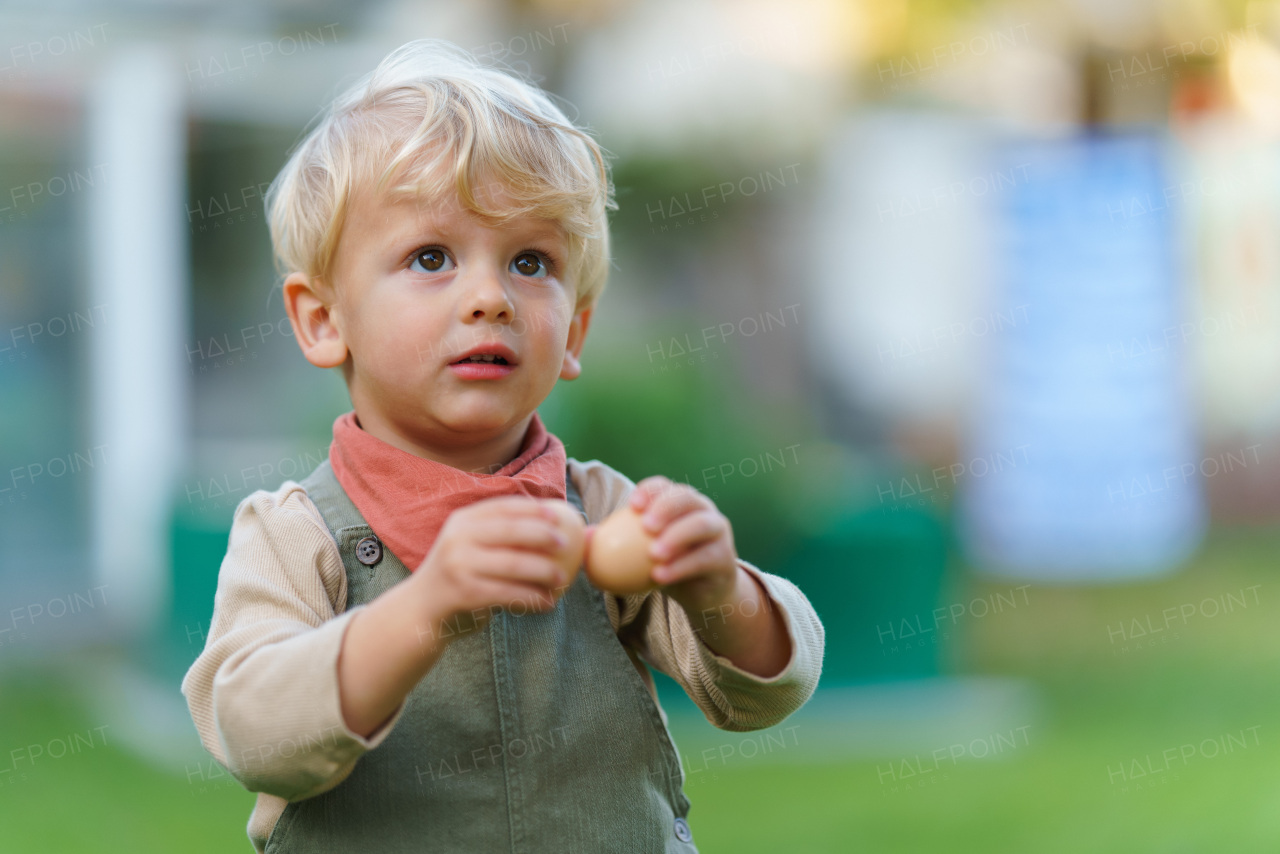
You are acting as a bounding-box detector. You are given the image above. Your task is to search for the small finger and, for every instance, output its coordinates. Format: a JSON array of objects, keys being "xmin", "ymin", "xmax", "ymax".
[
  {"xmin": 629, "ymin": 476, "xmax": 672, "ymax": 510},
  {"xmin": 471, "ymin": 518, "xmax": 566, "ymax": 553},
  {"xmin": 653, "ymin": 540, "xmax": 731, "ymax": 585},
  {"xmin": 500, "ymin": 581, "xmax": 563, "ymax": 613},
  {"xmin": 640, "ymin": 487, "xmax": 706, "ymax": 535},
  {"xmin": 650, "ymin": 511, "xmax": 723, "ymax": 562}
]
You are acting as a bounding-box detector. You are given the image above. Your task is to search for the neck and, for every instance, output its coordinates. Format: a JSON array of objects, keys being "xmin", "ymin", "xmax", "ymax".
[{"xmin": 351, "ymin": 409, "xmax": 535, "ymax": 475}]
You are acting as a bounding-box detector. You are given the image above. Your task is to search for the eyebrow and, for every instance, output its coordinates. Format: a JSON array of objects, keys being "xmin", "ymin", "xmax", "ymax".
[{"xmin": 388, "ymin": 212, "xmax": 567, "ymax": 250}]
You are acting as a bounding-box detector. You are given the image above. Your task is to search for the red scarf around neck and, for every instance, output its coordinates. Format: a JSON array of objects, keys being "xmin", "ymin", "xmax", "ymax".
[{"xmin": 327, "ymin": 410, "xmax": 568, "ymax": 572}]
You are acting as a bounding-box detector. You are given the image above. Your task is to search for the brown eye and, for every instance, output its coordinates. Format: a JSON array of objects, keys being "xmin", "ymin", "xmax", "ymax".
[
  {"xmin": 511, "ymin": 253, "xmax": 547, "ymax": 278},
  {"xmin": 412, "ymin": 248, "xmax": 452, "ymax": 273}
]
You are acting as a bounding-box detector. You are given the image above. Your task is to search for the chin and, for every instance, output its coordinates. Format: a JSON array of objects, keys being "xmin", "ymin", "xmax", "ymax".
[{"xmin": 437, "ymin": 406, "xmax": 525, "ymax": 435}]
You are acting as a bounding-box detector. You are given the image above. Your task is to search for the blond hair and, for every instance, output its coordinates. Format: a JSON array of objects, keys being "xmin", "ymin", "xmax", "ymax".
[{"xmin": 265, "ymin": 39, "xmax": 616, "ymax": 310}]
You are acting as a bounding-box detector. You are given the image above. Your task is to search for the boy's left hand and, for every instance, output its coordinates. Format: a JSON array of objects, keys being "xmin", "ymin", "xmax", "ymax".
[{"xmin": 626, "ymin": 475, "xmax": 739, "ymax": 610}]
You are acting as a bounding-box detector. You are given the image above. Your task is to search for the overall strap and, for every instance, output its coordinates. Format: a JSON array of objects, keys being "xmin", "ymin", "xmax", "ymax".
[
  {"xmin": 299, "ymin": 458, "xmax": 366, "ymax": 534},
  {"xmin": 563, "ymin": 462, "xmax": 587, "ymax": 524}
]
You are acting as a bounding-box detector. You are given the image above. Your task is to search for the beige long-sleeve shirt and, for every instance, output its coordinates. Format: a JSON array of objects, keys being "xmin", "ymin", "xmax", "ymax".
[{"xmin": 181, "ymin": 456, "xmax": 824, "ymax": 852}]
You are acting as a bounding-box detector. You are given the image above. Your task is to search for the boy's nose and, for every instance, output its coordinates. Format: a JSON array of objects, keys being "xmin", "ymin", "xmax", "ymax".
[{"xmin": 459, "ymin": 267, "xmax": 514, "ymax": 321}]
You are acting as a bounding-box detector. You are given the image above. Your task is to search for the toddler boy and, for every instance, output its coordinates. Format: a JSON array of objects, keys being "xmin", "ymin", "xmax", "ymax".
[{"xmin": 182, "ymin": 38, "xmax": 824, "ymax": 853}]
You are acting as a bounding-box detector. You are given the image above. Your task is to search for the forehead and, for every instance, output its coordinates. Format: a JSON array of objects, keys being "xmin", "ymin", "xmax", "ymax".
[{"xmin": 346, "ymin": 180, "xmax": 567, "ymax": 244}]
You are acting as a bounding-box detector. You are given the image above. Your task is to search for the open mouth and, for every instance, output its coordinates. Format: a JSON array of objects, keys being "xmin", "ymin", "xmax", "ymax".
[{"xmin": 452, "ymin": 355, "xmax": 510, "ymax": 365}]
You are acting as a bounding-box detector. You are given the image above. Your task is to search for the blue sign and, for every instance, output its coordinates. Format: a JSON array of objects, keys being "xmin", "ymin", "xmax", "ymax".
[{"xmin": 958, "ymin": 131, "xmax": 1205, "ymax": 580}]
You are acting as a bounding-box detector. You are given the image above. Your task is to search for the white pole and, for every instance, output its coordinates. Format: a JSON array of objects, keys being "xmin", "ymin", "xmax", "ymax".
[{"xmin": 87, "ymin": 44, "xmax": 189, "ymax": 637}]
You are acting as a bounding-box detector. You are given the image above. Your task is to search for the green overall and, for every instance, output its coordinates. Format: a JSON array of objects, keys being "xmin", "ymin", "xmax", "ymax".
[{"xmin": 264, "ymin": 458, "xmax": 699, "ymax": 853}]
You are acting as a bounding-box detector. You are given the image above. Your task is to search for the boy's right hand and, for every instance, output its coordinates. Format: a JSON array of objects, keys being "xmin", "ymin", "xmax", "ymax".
[{"xmin": 411, "ymin": 496, "xmax": 575, "ymax": 639}]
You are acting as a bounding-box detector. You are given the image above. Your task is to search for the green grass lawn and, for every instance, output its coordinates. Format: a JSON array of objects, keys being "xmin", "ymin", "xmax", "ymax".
[
  {"xmin": 0, "ymin": 674, "xmax": 257, "ymax": 852},
  {"xmin": 3, "ymin": 526, "xmax": 1280, "ymax": 852}
]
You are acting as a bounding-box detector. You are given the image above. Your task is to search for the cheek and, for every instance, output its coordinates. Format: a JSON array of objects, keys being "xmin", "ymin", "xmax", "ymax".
[
  {"xmin": 352, "ymin": 295, "xmax": 440, "ymax": 366},
  {"xmin": 528, "ymin": 319, "xmax": 571, "ymax": 359}
]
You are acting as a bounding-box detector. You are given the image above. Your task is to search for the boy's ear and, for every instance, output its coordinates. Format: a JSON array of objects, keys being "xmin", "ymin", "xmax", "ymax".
[
  {"xmin": 560, "ymin": 304, "xmax": 593, "ymax": 381},
  {"xmin": 283, "ymin": 272, "xmax": 348, "ymax": 369}
]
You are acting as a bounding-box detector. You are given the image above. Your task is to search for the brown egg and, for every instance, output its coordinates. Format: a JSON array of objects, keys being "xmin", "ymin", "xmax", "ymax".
[
  {"xmin": 539, "ymin": 499, "xmax": 586, "ymax": 587},
  {"xmin": 585, "ymin": 505, "xmax": 658, "ymax": 595}
]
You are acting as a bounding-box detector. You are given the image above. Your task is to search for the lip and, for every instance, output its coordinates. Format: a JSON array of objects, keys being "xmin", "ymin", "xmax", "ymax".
[
  {"xmin": 447, "ymin": 341, "xmax": 518, "ymax": 380},
  {"xmin": 448, "ymin": 361, "xmax": 515, "ymax": 380},
  {"xmin": 447, "ymin": 342, "xmax": 519, "ymax": 367}
]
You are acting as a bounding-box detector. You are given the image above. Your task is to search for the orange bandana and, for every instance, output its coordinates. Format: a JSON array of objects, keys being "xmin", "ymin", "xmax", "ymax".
[{"xmin": 327, "ymin": 410, "xmax": 568, "ymax": 572}]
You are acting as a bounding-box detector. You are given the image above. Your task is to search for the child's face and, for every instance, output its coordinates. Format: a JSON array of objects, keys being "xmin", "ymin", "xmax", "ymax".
[{"xmin": 289, "ymin": 179, "xmax": 591, "ymax": 456}]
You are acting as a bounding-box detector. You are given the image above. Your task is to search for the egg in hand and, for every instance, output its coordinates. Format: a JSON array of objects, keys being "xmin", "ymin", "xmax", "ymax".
[{"xmin": 584, "ymin": 505, "xmax": 659, "ymax": 595}]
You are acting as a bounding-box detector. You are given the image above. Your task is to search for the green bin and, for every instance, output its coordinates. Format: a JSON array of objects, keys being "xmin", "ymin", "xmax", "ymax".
[{"xmin": 779, "ymin": 505, "xmax": 948, "ymax": 684}]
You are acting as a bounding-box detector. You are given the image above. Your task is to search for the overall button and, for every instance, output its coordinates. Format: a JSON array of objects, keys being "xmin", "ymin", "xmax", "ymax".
[
  {"xmin": 673, "ymin": 817, "xmax": 693, "ymax": 843},
  {"xmin": 355, "ymin": 536, "xmax": 382, "ymax": 566}
]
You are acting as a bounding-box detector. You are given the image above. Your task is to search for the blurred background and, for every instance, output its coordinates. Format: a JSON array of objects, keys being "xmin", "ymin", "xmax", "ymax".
[{"xmin": 3, "ymin": 0, "xmax": 1280, "ymax": 850}]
